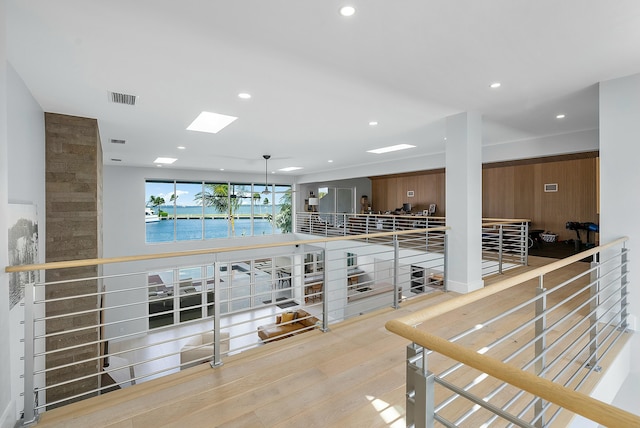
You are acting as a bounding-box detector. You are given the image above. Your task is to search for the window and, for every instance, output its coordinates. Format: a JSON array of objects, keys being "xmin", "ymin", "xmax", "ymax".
[
  {"xmin": 347, "ymin": 252, "xmax": 357, "ymax": 267},
  {"xmin": 148, "ymin": 265, "xmax": 215, "ymax": 328},
  {"xmin": 145, "ymin": 180, "xmax": 292, "ymax": 243}
]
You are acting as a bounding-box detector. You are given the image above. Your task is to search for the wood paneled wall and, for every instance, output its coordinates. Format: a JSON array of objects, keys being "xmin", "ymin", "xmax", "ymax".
[
  {"xmin": 370, "ymin": 153, "xmax": 598, "ymax": 242},
  {"xmin": 370, "ymin": 169, "xmax": 446, "ymax": 216},
  {"xmin": 483, "ymin": 156, "xmax": 598, "ymax": 241}
]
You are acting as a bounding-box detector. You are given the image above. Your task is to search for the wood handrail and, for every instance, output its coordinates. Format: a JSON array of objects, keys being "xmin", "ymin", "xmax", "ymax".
[
  {"xmin": 385, "ymin": 236, "xmax": 634, "ymax": 427},
  {"xmin": 482, "ymin": 217, "xmax": 532, "ymax": 223},
  {"xmin": 5, "ymin": 226, "xmax": 450, "ymax": 273},
  {"xmin": 385, "ymin": 320, "xmax": 639, "ymax": 427},
  {"xmin": 482, "ymin": 220, "xmax": 531, "ymax": 227},
  {"xmin": 298, "ymin": 212, "xmax": 448, "ymax": 220}
]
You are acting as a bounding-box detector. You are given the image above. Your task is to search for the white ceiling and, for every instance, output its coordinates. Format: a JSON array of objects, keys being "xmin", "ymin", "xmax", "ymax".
[{"xmin": 7, "ymin": 1, "xmax": 640, "ymax": 178}]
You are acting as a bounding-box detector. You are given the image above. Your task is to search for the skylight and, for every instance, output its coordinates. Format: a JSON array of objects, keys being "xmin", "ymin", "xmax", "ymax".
[
  {"xmin": 279, "ymin": 167, "xmax": 303, "ymax": 172},
  {"xmin": 340, "ymin": 6, "xmax": 356, "ymax": 16},
  {"xmin": 367, "ymin": 144, "xmax": 416, "ymax": 154},
  {"xmin": 187, "ymin": 111, "xmax": 238, "ymax": 134},
  {"xmin": 154, "ymin": 157, "xmax": 177, "ymax": 164}
]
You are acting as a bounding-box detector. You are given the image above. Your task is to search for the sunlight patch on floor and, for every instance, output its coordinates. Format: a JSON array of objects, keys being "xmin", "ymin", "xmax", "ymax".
[{"xmin": 366, "ymin": 395, "xmax": 405, "ymax": 427}]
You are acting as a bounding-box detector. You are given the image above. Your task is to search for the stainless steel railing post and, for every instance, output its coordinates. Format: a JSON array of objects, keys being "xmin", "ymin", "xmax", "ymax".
[
  {"xmin": 424, "ymin": 217, "xmax": 429, "ymax": 250},
  {"xmin": 443, "ymin": 233, "xmax": 449, "ymax": 292},
  {"xmin": 588, "ymin": 253, "xmax": 601, "ymax": 371},
  {"xmin": 406, "ymin": 343, "xmax": 434, "ymax": 428},
  {"xmin": 23, "ymin": 271, "xmax": 38, "ymax": 424},
  {"xmin": 534, "ymin": 276, "xmax": 547, "ymax": 428},
  {"xmin": 498, "ymin": 225, "xmax": 504, "ymax": 274},
  {"xmin": 321, "ymin": 248, "xmax": 329, "ymax": 332},
  {"xmin": 365, "ymin": 215, "xmax": 369, "ymax": 238},
  {"xmin": 393, "ymin": 234, "xmax": 400, "ymax": 309},
  {"xmin": 620, "ymin": 246, "xmax": 629, "ymax": 331},
  {"xmin": 211, "ymin": 260, "xmax": 223, "ymax": 367},
  {"xmin": 342, "ymin": 213, "xmax": 346, "ymax": 236},
  {"xmin": 524, "ymin": 222, "xmax": 529, "ymax": 266}
]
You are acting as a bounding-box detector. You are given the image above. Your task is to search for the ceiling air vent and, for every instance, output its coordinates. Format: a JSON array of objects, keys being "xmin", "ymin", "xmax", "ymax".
[
  {"xmin": 111, "ymin": 158, "xmax": 122, "ymax": 162},
  {"xmin": 110, "ymin": 139, "xmax": 126, "ymax": 145},
  {"xmin": 108, "ymin": 91, "xmax": 137, "ymax": 106}
]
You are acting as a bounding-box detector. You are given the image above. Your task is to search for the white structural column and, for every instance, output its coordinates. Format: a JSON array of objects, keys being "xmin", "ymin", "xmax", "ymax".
[
  {"xmin": 600, "ymin": 73, "xmax": 640, "ymax": 331},
  {"xmin": 445, "ymin": 112, "xmax": 484, "ymax": 293},
  {"xmin": 1, "ymin": 0, "xmax": 17, "ymax": 425},
  {"xmin": 595, "ymin": 72, "xmax": 640, "ymax": 417}
]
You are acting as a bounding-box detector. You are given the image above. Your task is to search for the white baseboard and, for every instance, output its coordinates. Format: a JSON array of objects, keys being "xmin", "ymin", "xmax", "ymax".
[
  {"xmin": 0, "ymin": 400, "xmax": 16, "ymax": 428},
  {"xmin": 446, "ymin": 279, "xmax": 484, "ymax": 294},
  {"xmin": 568, "ymin": 337, "xmax": 632, "ymax": 427}
]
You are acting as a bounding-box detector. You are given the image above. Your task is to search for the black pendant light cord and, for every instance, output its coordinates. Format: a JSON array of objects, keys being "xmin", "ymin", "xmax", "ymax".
[{"xmin": 262, "ymin": 155, "xmax": 271, "ymax": 194}]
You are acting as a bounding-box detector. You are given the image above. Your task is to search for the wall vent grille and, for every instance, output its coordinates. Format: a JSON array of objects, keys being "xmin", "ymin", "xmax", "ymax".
[{"xmin": 110, "ymin": 139, "xmax": 126, "ymax": 145}]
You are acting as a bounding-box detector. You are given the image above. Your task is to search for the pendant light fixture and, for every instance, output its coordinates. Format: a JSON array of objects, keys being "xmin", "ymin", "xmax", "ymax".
[{"xmin": 262, "ymin": 154, "xmax": 271, "ymax": 195}]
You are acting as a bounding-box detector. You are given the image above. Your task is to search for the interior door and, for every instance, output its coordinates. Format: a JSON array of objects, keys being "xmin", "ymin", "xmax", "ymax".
[{"xmin": 336, "ymin": 188, "xmax": 354, "ymax": 213}]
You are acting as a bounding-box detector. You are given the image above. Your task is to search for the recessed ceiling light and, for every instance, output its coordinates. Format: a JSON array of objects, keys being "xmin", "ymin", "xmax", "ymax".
[
  {"xmin": 279, "ymin": 167, "xmax": 303, "ymax": 172},
  {"xmin": 490, "ymin": 82, "xmax": 501, "ymax": 89},
  {"xmin": 238, "ymin": 93, "xmax": 251, "ymax": 99},
  {"xmin": 328, "ymin": 160, "xmax": 334, "ymax": 163},
  {"xmin": 556, "ymin": 114, "xmax": 566, "ymax": 119},
  {"xmin": 154, "ymin": 157, "xmax": 177, "ymax": 164},
  {"xmin": 177, "ymin": 146, "xmax": 186, "ymax": 150},
  {"xmin": 220, "ymin": 168, "xmax": 225, "ymax": 171},
  {"xmin": 367, "ymin": 144, "xmax": 416, "ymax": 154},
  {"xmin": 444, "ymin": 137, "xmax": 447, "ymax": 141},
  {"xmin": 187, "ymin": 111, "xmax": 238, "ymax": 134},
  {"xmin": 369, "ymin": 121, "xmax": 378, "ymax": 126},
  {"xmin": 340, "ymin": 6, "xmax": 355, "ymax": 16}
]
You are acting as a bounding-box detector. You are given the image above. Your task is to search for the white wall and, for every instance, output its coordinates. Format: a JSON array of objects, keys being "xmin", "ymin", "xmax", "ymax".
[
  {"xmin": 584, "ymin": 73, "xmax": 640, "ymax": 417},
  {"xmin": 297, "ymin": 130, "xmax": 597, "ymax": 184},
  {"xmin": 599, "ymin": 72, "xmax": 640, "ymax": 406},
  {"xmin": 296, "ymin": 177, "xmax": 371, "ymax": 215},
  {"xmin": 4, "ymin": 62, "xmax": 45, "ymax": 425},
  {"xmin": 1, "ymin": 8, "xmax": 46, "ymax": 425},
  {"xmin": 7, "ymin": 64, "xmax": 45, "ymax": 210},
  {"xmin": 0, "ymin": 0, "xmax": 13, "ymax": 425},
  {"xmin": 483, "ymin": 129, "xmax": 599, "ymax": 164},
  {"xmin": 600, "ymin": 73, "xmax": 640, "ymax": 331}
]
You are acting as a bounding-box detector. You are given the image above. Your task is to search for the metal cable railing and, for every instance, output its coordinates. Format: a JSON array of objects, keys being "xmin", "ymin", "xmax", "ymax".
[
  {"xmin": 297, "ymin": 213, "xmax": 528, "ymax": 278},
  {"xmin": 386, "ymin": 237, "xmax": 638, "ymax": 427},
  {"xmin": 8, "ymin": 216, "xmax": 533, "ymax": 425},
  {"xmin": 8, "ymin": 227, "xmax": 450, "ymax": 424},
  {"xmin": 481, "ymin": 220, "xmax": 529, "ymax": 276}
]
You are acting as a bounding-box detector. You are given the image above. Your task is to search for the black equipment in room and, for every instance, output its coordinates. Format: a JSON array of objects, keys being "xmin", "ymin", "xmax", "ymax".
[{"xmin": 566, "ymin": 221, "xmax": 599, "ymax": 251}]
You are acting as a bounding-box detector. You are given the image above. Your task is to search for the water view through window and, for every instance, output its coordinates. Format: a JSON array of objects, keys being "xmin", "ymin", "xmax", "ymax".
[{"xmin": 145, "ymin": 180, "xmax": 292, "ymax": 243}]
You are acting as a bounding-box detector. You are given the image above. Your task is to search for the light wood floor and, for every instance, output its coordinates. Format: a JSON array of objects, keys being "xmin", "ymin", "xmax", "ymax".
[{"xmin": 34, "ymin": 257, "xmax": 626, "ymax": 428}]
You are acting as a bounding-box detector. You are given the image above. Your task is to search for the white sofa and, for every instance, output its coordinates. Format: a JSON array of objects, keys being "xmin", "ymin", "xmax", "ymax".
[{"xmin": 180, "ymin": 331, "xmax": 230, "ymax": 369}]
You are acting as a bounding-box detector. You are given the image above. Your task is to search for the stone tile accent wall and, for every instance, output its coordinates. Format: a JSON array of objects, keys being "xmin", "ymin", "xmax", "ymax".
[{"xmin": 44, "ymin": 113, "xmax": 103, "ymax": 407}]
